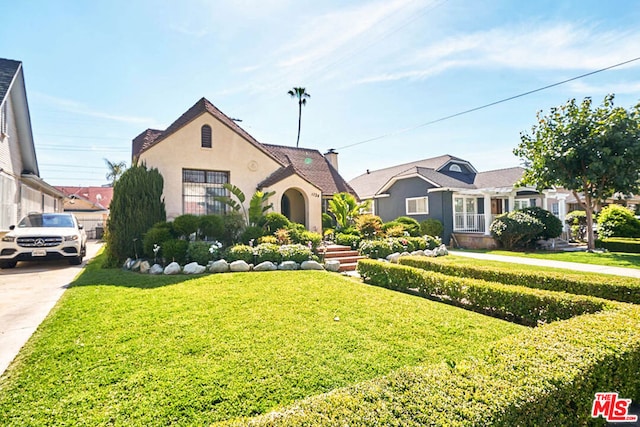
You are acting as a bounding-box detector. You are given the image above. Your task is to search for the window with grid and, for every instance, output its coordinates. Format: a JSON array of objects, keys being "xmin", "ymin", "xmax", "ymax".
[
  {"xmin": 0, "ymin": 102, "xmax": 7, "ymax": 137},
  {"xmin": 201, "ymin": 125, "xmax": 212, "ymax": 148},
  {"xmin": 406, "ymin": 196, "xmax": 429, "ymax": 215},
  {"xmin": 182, "ymin": 169, "xmax": 229, "ymax": 215}
]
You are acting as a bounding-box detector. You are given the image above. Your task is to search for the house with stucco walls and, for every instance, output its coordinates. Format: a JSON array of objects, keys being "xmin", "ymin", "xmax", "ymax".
[{"xmin": 131, "ymin": 97, "xmax": 356, "ymax": 232}]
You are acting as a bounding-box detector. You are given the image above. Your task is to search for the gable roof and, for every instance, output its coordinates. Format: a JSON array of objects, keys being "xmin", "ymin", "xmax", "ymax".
[
  {"xmin": 260, "ymin": 144, "xmax": 358, "ymax": 197},
  {"xmin": 349, "ymin": 154, "xmax": 465, "ymax": 198},
  {"xmin": 132, "ymin": 97, "xmax": 282, "ymax": 165},
  {"xmin": 350, "ymin": 155, "xmax": 529, "ymax": 198},
  {"xmin": 0, "ymin": 58, "xmax": 21, "ymax": 105}
]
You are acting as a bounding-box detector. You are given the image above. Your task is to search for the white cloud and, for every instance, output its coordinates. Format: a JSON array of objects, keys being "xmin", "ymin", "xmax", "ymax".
[
  {"xmin": 33, "ymin": 92, "xmax": 155, "ymax": 125},
  {"xmin": 357, "ymin": 22, "xmax": 640, "ymax": 84},
  {"xmin": 567, "ymin": 80, "xmax": 640, "ymax": 95}
]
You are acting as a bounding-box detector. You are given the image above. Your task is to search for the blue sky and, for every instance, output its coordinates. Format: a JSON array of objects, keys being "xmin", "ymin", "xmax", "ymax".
[{"xmin": 2, "ymin": 0, "xmax": 640, "ymax": 186}]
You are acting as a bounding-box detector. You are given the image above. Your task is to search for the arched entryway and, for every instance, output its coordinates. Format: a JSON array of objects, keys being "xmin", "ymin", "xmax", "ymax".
[{"xmin": 281, "ymin": 188, "xmax": 306, "ymax": 227}]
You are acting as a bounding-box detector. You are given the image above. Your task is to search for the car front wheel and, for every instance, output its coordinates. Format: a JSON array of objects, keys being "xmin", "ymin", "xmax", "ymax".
[
  {"xmin": 69, "ymin": 256, "xmax": 83, "ymax": 265},
  {"xmin": 0, "ymin": 261, "xmax": 17, "ymax": 269}
]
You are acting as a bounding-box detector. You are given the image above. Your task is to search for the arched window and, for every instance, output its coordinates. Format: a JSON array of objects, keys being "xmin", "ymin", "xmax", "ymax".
[
  {"xmin": 449, "ymin": 164, "xmax": 462, "ymax": 172},
  {"xmin": 201, "ymin": 125, "xmax": 212, "ymax": 148}
]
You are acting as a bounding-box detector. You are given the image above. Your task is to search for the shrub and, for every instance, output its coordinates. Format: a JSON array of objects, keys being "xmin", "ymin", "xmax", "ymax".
[
  {"xmin": 519, "ymin": 206, "xmax": 563, "ymax": 240},
  {"xmin": 295, "ymin": 230, "xmax": 322, "ymax": 250},
  {"xmin": 595, "ymin": 237, "xmax": 640, "ymax": 253},
  {"xmin": 566, "ymin": 210, "xmax": 587, "ymax": 241},
  {"xmin": 355, "ymin": 214, "xmax": 383, "ymax": 239},
  {"xmin": 221, "ymin": 213, "xmax": 245, "ymax": 246},
  {"xmin": 322, "ymin": 212, "xmax": 335, "ymax": 230},
  {"xmin": 286, "ymin": 222, "xmax": 307, "ymax": 244},
  {"xmin": 382, "ymin": 222, "xmax": 406, "ymax": 237},
  {"xmin": 225, "ymin": 244, "xmax": 254, "ymax": 263},
  {"xmin": 257, "ymin": 235, "xmax": 277, "ymax": 244},
  {"xmin": 597, "ymin": 204, "xmax": 640, "ymax": 238},
  {"xmin": 335, "ymin": 233, "xmax": 361, "ymax": 249},
  {"xmin": 142, "ymin": 222, "xmax": 174, "ymax": 258},
  {"xmin": 254, "ymin": 243, "xmax": 282, "ymax": 264},
  {"xmin": 162, "ymin": 239, "xmax": 188, "ymax": 265},
  {"xmin": 186, "ymin": 240, "xmax": 213, "ymax": 265},
  {"xmin": 398, "ymin": 255, "xmax": 640, "ymax": 304},
  {"xmin": 259, "ymin": 212, "xmax": 291, "ymax": 235},
  {"xmin": 105, "ymin": 164, "xmax": 166, "ymax": 266},
  {"xmin": 420, "ymin": 218, "xmax": 444, "ymax": 238},
  {"xmin": 173, "ymin": 214, "xmax": 199, "ymax": 239},
  {"xmin": 358, "ymin": 239, "xmax": 394, "ymax": 259},
  {"xmin": 358, "ymin": 260, "xmax": 613, "ymax": 325},
  {"xmin": 198, "ymin": 215, "xmax": 224, "ymax": 241},
  {"xmin": 394, "ymin": 216, "xmax": 421, "ymax": 236},
  {"xmin": 240, "ymin": 226, "xmax": 264, "ymax": 245},
  {"xmin": 279, "ymin": 244, "xmax": 314, "ymax": 263},
  {"xmin": 490, "ymin": 211, "xmax": 544, "ymax": 249},
  {"xmin": 274, "ymin": 228, "xmax": 291, "ymax": 245},
  {"xmin": 424, "ymin": 235, "xmax": 442, "ymax": 249}
]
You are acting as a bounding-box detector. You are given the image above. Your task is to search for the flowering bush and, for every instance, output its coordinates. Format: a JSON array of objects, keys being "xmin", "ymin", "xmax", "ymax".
[
  {"xmin": 225, "ymin": 244, "xmax": 254, "ymax": 263},
  {"xmin": 208, "ymin": 241, "xmax": 223, "ymax": 260},
  {"xmin": 279, "ymin": 244, "xmax": 315, "ymax": 263},
  {"xmin": 187, "ymin": 240, "xmax": 213, "ymax": 265},
  {"xmin": 254, "ymin": 243, "xmax": 282, "ymax": 264},
  {"xmin": 335, "ymin": 233, "xmax": 361, "ymax": 249}
]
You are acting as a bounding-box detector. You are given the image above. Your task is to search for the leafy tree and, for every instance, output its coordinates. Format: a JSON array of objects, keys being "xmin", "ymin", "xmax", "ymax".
[
  {"xmin": 514, "ymin": 94, "xmax": 640, "ymax": 249},
  {"xmin": 105, "ymin": 164, "xmax": 166, "ymax": 265},
  {"xmin": 288, "ymin": 87, "xmax": 310, "ymax": 147},
  {"xmin": 327, "ymin": 192, "xmax": 370, "ymax": 231},
  {"xmin": 104, "ymin": 158, "xmax": 127, "ymax": 185}
]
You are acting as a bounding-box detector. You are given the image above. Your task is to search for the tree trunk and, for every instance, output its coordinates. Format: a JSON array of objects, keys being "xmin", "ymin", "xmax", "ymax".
[
  {"xmin": 584, "ymin": 194, "xmax": 596, "ymax": 250},
  {"xmin": 296, "ymin": 102, "xmax": 302, "ymax": 147}
]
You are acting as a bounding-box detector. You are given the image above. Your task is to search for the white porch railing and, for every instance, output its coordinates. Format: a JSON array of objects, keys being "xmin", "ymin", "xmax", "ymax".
[{"xmin": 454, "ymin": 213, "xmax": 487, "ymax": 233}]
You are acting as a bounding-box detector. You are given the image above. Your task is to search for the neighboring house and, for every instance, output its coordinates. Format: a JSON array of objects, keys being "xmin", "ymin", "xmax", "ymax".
[
  {"xmin": 349, "ymin": 155, "xmax": 548, "ymax": 248},
  {"xmin": 0, "ymin": 58, "xmax": 64, "ymax": 232},
  {"xmin": 132, "ymin": 97, "xmax": 355, "ymax": 232},
  {"xmin": 55, "ymin": 186, "xmax": 113, "ymax": 238}
]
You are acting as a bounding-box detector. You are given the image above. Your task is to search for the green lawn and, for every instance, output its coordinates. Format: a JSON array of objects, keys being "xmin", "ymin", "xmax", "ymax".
[
  {"xmin": 0, "ymin": 256, "xmax": 523, "ymax": 426},
  {"xmin": 462, "ymin": 249, "xmax": 640, "ymax": 269}
]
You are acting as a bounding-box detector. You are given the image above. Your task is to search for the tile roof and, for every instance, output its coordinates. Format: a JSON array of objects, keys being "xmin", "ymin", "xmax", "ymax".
[
  {"xmin": 0, "ymin": 58, "xmax": 21, "ymax": 105},
  {"xmin": 473, "ymin": 167, "xmax": 525, "ymax": 189},
  {"xmin": 349, "ymin": 154, "xmax": 459, "ymax": 198},
  {"xmin": 260, "ymin": 144, "xmax": 358, "ymax": 196},
  {"xmin": 132, "ymin": 97, "xmax": 281, "ymax": 165},
  {"xmin": 55, "ymin": 186, "xmax": 114, "ymax": 210}
]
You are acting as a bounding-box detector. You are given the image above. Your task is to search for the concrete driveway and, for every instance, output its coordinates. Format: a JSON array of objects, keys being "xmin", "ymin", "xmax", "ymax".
[{"xmin": 0, "ymin": 240, "xmax": 103, "ymax": 375}]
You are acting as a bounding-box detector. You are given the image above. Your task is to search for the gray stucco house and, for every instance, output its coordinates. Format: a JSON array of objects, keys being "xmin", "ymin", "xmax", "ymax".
[{"xmin": 348, "ymin": 155, "xmax": 549, "ymax": 248}]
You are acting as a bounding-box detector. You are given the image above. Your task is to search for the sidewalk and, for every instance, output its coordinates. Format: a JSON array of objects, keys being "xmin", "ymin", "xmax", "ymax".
[{"xmin": 449, "ymin": 250, "xmax": 640, "ymax": 278}]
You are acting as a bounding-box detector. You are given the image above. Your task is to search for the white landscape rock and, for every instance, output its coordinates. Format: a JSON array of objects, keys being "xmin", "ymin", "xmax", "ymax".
[
  {"xmin": 301, "ymin": 260, "xmax": 324, "ymax": 270},
  {"xmin": 131, "ymin": 259, "xmax": 143, "ymax": 272},
  {"xmin": 324, "ymin": 260, "xmax": 341, "ymax": 272},
  {"xmin": 434, "ymin": 244, "xmax": 448, "ymax": 257},
  {"xmin": 278, "ymin": 261, "xmax": 299, "ymax": 270},
  {"xmin": 411, "ymin": 250, "xmax": 425, "ymax": 257},
  {"xmin": 229, "ymin": 260, "xmax": 251, "ymax": 272},
  {"xmin": 183, "ymin": 262, "xmax": 206, "ymax": 274},
  {"xmin": 122, "ymin": 258, "xmax": 133, "ymax": 270},
  {"xmin": 387, "ymin": 252, "xmax": 401, "ymax": 263},
  {"xmin": 209, "ymin": 259, "xmax": 230, "ymax": 273},
  {"xmin": 164, "ymin": 262, "xmax": 181, "ymax": 275},
  {"xmin": 139, "ymin": 260, "xmax": 151, "ymax": 274},
  {"xmin": 253, "ymin": 261, "xmax": 278, "ymax": 271},
  {"xmin": 149, "ymin": 264, "xmax": 164, "ymax": 275}
]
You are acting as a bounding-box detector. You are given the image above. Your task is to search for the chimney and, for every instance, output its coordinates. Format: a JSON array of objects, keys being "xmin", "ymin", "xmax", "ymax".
[{"xmin": 324, "ymin": 148, "xmax": 338, "ymax": 171}]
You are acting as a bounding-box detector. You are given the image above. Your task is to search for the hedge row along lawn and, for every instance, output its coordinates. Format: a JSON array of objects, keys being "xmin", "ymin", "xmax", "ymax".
[
  {"xmin": 398, "ymin": 255, "xmax": 640, "ymax": 304},
  {"xmin": 0, "ymin": 254, "xmax": 522, "ymax": 426}
]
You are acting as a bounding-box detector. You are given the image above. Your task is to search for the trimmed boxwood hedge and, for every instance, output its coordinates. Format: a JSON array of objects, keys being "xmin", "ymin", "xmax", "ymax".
[
  {"xmin": 596, "ymin": 237, "xmax": 640, "ymax": 253},
  {"xmin": 222, "ymin": 303, "xmax": 640, "ymax": 426},
  {"xmin": 398, "ymin": 255, "xmax": 640, "ymax": 304},
  {"xmin": 356, "ymin": 259, "xmax": 613, "ymax": 326}
]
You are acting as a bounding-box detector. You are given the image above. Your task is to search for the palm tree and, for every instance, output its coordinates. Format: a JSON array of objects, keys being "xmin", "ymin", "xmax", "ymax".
[
  {"xmin": 288, "ymin": 87, "xmax": 310, "ymax": 147},
  {"xmin": 104, "ymin": 158, "xmax": 127, "ymax": 186}
]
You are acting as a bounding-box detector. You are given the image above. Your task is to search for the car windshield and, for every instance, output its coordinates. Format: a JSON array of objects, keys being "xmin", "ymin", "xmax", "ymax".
[{"xmin": 18, "ymin": 214, "xmax": 75, "ymax": 228}]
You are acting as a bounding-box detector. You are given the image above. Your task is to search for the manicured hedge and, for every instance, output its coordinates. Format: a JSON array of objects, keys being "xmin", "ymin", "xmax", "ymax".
[
  {"xmin": 356, "ymin": 260, "xmax": 613, "ymax": 326},
  {"xmin": 398, "ymin": 255, "xmax": 640, "ymax": 304},
  {"xmin": 596, "ymin": 237, "xmax": 640, "ymax": 253},
  {"xmin": 222, "ymin": 303, "xmax": 640, "ymax": 426}
]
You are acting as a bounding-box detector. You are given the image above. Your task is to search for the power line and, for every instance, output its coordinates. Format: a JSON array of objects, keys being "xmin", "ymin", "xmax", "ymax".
[{"xmin": 336, "ymin": 55, "xmax": 640, "ymax": 150}]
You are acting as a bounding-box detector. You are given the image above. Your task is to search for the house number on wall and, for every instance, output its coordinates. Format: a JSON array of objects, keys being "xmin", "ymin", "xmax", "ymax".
[{"xmin": 311, "ymin": 192, "xmax": 320, "ymax": 198}]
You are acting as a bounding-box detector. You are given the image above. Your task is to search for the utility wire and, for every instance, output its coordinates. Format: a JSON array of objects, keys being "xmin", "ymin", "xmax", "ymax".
[{"xmin": 336, "ymin": 55, "xmax": 640, "ymax": 150}]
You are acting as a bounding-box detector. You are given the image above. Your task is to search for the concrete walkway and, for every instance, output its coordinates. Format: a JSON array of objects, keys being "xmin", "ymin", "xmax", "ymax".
[
  {"xmin": 449, "ymin": 250, "xmax": 640, "ymax": 278},
  {"xmin": 0, "ymin": 241, "xmax": 103, "ymax": 376}
]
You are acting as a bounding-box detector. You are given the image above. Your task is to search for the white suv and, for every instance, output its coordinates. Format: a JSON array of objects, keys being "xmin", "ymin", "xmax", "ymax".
[{"xmin": 0, "ymin": 213, "xmax": 87, "ymax": 269}]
